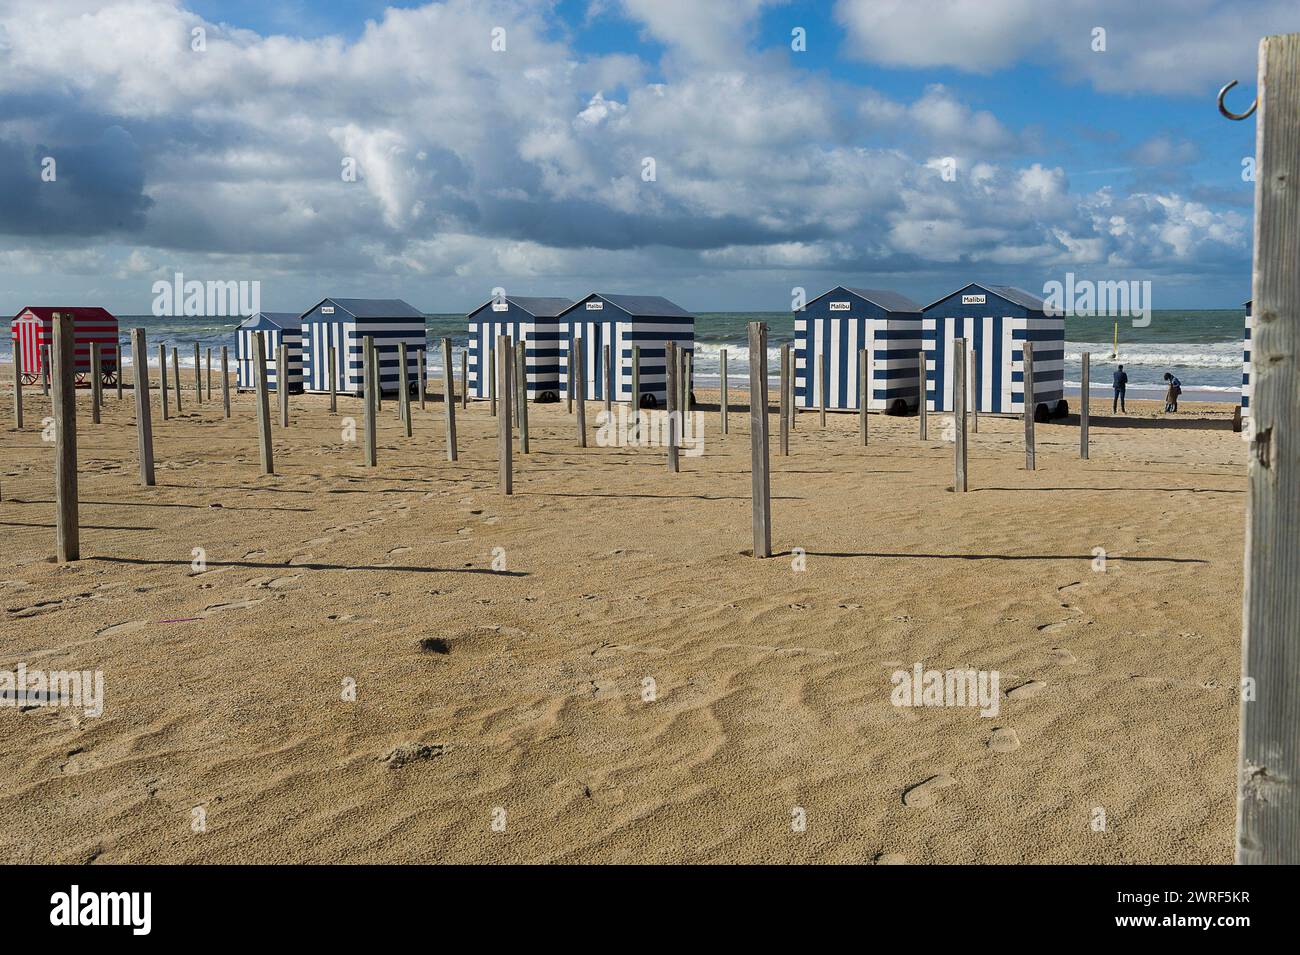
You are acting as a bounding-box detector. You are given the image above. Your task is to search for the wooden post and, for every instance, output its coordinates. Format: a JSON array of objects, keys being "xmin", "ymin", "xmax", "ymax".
[
  {"xmin": 603, "ymin": 343, "xmax": 612, "ymax": 415},
  {"xmin": 12, "ymin": 338, "xmax": 23, "ymax": 430},
  {"xmin": 115, "ymin": 343, "xmax": 124, "ymax": 400},
  {"xmin": 193, "ymin": 342, "xmax": 202, "ymax": 404},
  {"xmin": 372, "ymin": 340, "xmax": 383, "ymax": 414},
  {"xmin": 254, "ymin": 334, "xmax": 274, "ymax": 475},
  {"xmin": 497, "ymin": 334, "xmax": 513, "ymax": 494},
  {"xmin": 41, "ymin": 345, "xmax": 50, "ymax": 396},
  {"xmin": 679, "ymin": 346, "xmax": 689, "ymax": 417},
  {"xmin": 788, "ymin": 351, "xmax": 796, "ymax": 432},
  {"xmin": 90, "ymin": 343, "xmax": 102, "ymax": 424},
  {"xmin": 566, "ymin": 344, "xmax": 574, "ymax": 414},
  {"xmin": 970, "ymin": 347, "xmax": 979, "ymax": 433},
  {"xmin": 488, "ymin": 338, "xmax": 497, "ymax": 417},
  {"xmin": 686, "ymin": 349, "xmax": 694, "ymax": 414},
  {"xmin": 918, "ymin": 350, "xmax": 927, "ymax": 440},
  {"xmin": 51, "ymin": 312, "xmax": 79, "ymax": 562},
  {"xmin": 819, "ymin": 345, "xmax": 827, "ymax": 428},
  {"xmin": 1080, "ymin": 352, "xmax": 1090, "ymax": 459},
  {"xmin": 362, "ymin": 335, "xmax": 377, "ymax": 468},
  {"xmin": 953, "ymin": 338, "xmax": 968, "ymax": 493},
  {"xmin": 328, "ymin": 344, "xmax": 338, "ymax": 413},
  {"xmin": 130, "ymin": 328, "xmax": 155, "ymax": 487},
  {"xmin": 278, "ymin": 343, "xmax": 289, "ymax": 428},
  {"xmin": 1237, "ymin": 31, "xmax": 1300, "ymax": 866},
  {"xmin": 158, "ymin": 343, "xmax": 169, "ymax": 420},
  {"xmin": 398, "ymin": 342, "xmax": 412, "ymax": 437},
  {"xmin": 1024, "ymin": 340, "xmax": 1036, "ymax": 471},
  {"xmin": 665, "ymin": 341, "xmax": 679, "ymax": 473},
  {"xmin": 631, "ymin": 344, "xmax": 641, "ymax": 430},
  {"xmin": 171, "ymin": 347, "xmax": 182, "ymax": 413},
  {"xmin": 220, "ymin": 346, "xmax": 230, "ymax": 418},
  {"xmin": 460, "ymin": 349, "xmax": 468, "ymax": 411},
  {"xmin": 516, "ymin": 340, "xmax": 530, "ymax": 454},
  {"xmin": 205, "ymin": 346, "xmax": 212, "ymax": 400},
  {"xmin": 749, "ymin": 322, "xmax": 771, "ymax": 557},
  {"xmin": 859, "ymin": 348, "xmax": 868, "ymax": 446},
  {"xmin": 418, "ymin": 348, "xmax": 426, "ymax": 410},
  {"xmin": 442, "ymin": 337, "xmax": 458, "ymax": 462},
  {"xmin": 720, "ymin": 347, "xmax": 729, "ymax": 436},
  {"xmin": 779, "ymin": 343, "xmax": 790, "ymax": 456},
  {"xmin": 574, "ymin": 341, "xmax": 587, "ymax": 447}
]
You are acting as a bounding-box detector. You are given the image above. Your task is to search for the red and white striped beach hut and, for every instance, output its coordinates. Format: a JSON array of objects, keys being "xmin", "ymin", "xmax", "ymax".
[{"xmin": 10, "ymin": 307, "xmax": 120, "ymax": 386}]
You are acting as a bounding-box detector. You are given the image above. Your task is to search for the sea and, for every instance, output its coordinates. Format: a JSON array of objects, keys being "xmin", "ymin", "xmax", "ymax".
[{"xmin": 4, "ymin": 309, "xmax": 1247, "ymax": 402}]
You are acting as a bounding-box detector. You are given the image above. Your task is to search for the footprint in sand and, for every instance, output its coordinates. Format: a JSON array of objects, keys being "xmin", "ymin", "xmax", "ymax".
[
  {"xmin": 1005, "ymin": 680, "xmax": 1046, "ymax": 701},
  {"xmin": 97, "ymin": 621, "xmax": 148, "ymax": 638},
  {"xmin": 988, "ymin": 727, "xmax": 1021, "ymax": 753},
  {"xmin": 902, "ymin": 773, "xmax": 956, "ymax": 808},
  {"xmin": 1046, "ymin": 647, "xmax": 1076, "ymax": 665},
  {"xmin": 1037, "ymin": 621, "xmax": 1068, "ymax": 633}
]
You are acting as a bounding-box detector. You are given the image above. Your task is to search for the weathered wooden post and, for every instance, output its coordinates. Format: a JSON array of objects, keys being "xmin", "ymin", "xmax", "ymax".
[
  {"xmin": 631, "ymin": 344, "xmax": 642, "ymax": 436},
  {"xmin": 12, "ymin": 337, "xmax": 23, "ymax": 430},
  {"xmin": 90, "ymin": 342, "xmax": 102, "ymax": 424},
  {"xmin": 51, "ymin": 312, "xmax": 79, "ymax": 562},
  {"xmin": 497, "ymin": 334, "xmax": 513, "ymax": 494},
  {"xmin": 603, "ymin": 343, "xmax": 613, "ymax": 415},
  {"xmin": 328, "ymin": 344, "xmax": 338, "ymax": 413},
  {"xmin": 115, "ymin": 343, "xmax": 124, "ymax": 400},
  {"xmin": 193, "ymin": 341, "xmax": 202, "ymax": 404},
  {"xmin": 220, "ymin": 346, "xmax": 230, "ymax": 418},
  {"xmin": 130, "ymin": 328, "xmax": 155, "ymax": 487},
  {"xmin": 859, "ymin": 348, "xmax": 869, "ymax": 446},
  {"xmin": 788, "ymin": 352, "xmax": 796, "ymax": 432},
  {"xmin": 749, "ymin": 322, "xmax": 771, "ymax": 557},
  {"xmin": 686, "ymin": 349, "xmax": 694, "ymax": 413},
  {"xmin": 819, "ymin": 345, "xmax": 828, "ymax": 428},
  {"xmin": 205, "ymin": 346, "xmax": 212, "ymax": 400},
  {"xmin": 779, "ymin": 342, "xmax": 790, "ymax": 456},
  {"xmin": 665, "ymin": 341, "xmax": 679, "ymax": 473},
  {"xmin": 1236, "ymin": 31, "xmax": 1300, "ymax": 866},
  {"xmin": 460, "ymin": 349, "xmax": 468, "ymax": 411},
  {"xmin": 566, "ymin": 345, "xmax": 574, "ymax": 414},
  {"xmin": 970, "ymin": 347, "xmax": 979, "ymax": 434},
  {"xmin": 720, "ymin": 347, "xmax": 729, "ymax": 436},
  {"xmin": 574, "ymin": 342, "xmax": 587, "ymax": 447},
  {"xmin": 488, "ymin": 338, "xmax": 497, "ymax": 417},
  {"xmin": 361, "ymin": 335, "xmax": 377, "ymax": 468},
  {"xmin": 1080, "ymin": 352, "xmax": 1090, "ymax": 459},
  {"xmin": 158, "ymin": 343, "xmax": 169, "ymax": 420},
  {"xmin": 398, "ymin": 342, "xmax": 412, "ymax": 437},
  {"xmin": 171, "ymin": 347, "xmax": 182, "ymax": 413},
  {"xmin": 441, "ymin": 337, "xmax": 458, "ymax": 461},
  {"xmin": 40, "ymin": 345, "xmax": 50, "ymax": 396},
  {"xmin": 1023, "ymin": 340, "xmax": 1036, "ymax": 471},
  {"xmin": 953, "ymin": 338, "xmax": 968, "ymax": 493},
  {"xmin": 679, "ymin": 346, "xmax": 689, "ymax": 416},
  {"xmin": 516, "ymin": 340, "xmax": 530, "ymax": 454},
  {"xmin": 918, "ymin": 349, "xmax": 927, "ymax": 440},
  {"xmin": 278, "ymin": 342, "xmax": 289, "ymax": 428},
  {"xmin": 372, "ymin": 340, "xmax": 382, "ymax": 414},
  {"xmin": 418, "ymin": 348, "xmax": 426, "ymax": 410},
  {"xmin": 254, "ymin": 335, "xmax": 274, "ymax": 475}
]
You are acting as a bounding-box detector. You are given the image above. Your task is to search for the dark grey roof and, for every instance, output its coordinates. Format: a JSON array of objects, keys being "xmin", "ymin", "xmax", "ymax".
[
  {"xmin": 592, "ymin": 293, "xmax": 693, "ymax": 318},
  {"xmin": 839, "ymin": 287, "xmax": 924, "ymax": 312},
  {"xmin": 468, "ymin": 295, "xmax": 572, "ymax": 318},
  {"xmin": 239, "ymin": 311, "xmax": 302, "ymax": 329},
  {"xmin": 922, "ymin": 283, "xmax": 1047, "ymax": 312},
  {"xmin": 317, "ymin": 298, "xmax": 425, "ymax": 319}
]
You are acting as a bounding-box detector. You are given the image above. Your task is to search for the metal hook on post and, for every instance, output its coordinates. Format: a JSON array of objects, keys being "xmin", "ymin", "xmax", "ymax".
[{"xmin": 1218, "ymin": 79, "xmax": 1257, "ymax": 120}]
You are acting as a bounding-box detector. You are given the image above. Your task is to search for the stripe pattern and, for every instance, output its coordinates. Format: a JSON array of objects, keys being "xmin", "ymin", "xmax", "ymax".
[
  {"xmin": 237, "ymin": 326, "xmax": 303, "ymax": 391},
  {"xmin": 923, "ymin": 314, "xmax": 1065, "ymax": 413},
  {"xmin": 301, "ymin": 318, "xmax": 425, "ymax": 395},
  {"xmin": 11, "ymin": 309, "xmax": 120, "ymax": 380},
  {"xmin": 793, "ymin": 316, "xmax": 922, "ymax": 410},
  {"xmin": 466, "ymin": 319, "xmax": 563, "ymax": 400},
  {"xmin": 558, "ymin": 319, "xmax": 693, "ymax": 403}
]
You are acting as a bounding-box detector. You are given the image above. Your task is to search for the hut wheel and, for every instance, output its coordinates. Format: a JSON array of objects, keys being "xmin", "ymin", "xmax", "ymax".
[
  {"xmin": 639, "ymin": 394, "xmax": 658, "ymax": 409},
  {"xmin": 20, "ymin": 373, "xmax": 37, "ymax": 386}
]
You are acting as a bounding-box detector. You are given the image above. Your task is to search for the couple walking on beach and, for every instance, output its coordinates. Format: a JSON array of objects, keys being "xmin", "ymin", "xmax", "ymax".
[{"xmin": 1109, "ymin": 366, "xmax": 1182, "ymax": 413}]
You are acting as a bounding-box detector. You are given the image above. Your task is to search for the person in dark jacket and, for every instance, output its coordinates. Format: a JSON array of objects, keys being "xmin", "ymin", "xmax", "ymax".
[
  {"xmin": 1112, "ymin": 364, "xmax": 1128, "ymax": 413},
  {"xmin": 1163, "ymin": 372, "xmax": 1182, "ymax": 412}
]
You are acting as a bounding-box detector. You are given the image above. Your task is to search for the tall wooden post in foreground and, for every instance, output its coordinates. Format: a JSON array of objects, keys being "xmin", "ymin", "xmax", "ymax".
[
  {"xmin": 254, "ymin": 335, "xmax": 274, "ymax": 475},
  {"xmin": 1023, "ymin": 340, "xmax": 1036, "ymax": 471},
  {"xmin": 398, "ymin": 342, "xmax": 412, "ymax": 438},
  {"xmin": 51, "ymin": 312, "xmax": 79, "ymax": 561},
  {"xmin": 665, "ymin": 341, "xmax": 679, "ymax": 473},
  {"xmin": 952, "ymin": 338, "xmax": 968, "ymax": 493},
  {"xmin": 1238, "ymin": 31, "xmax": 1300, "ymax": 866},
  {"xmin": 158, "ymin": 343, "xmax": 169, "ymax": 420},
  {"xmin": 278, "ymin": 343, "xmax": 290, "ymax": 428},
  {"xmin": 748, "ymin": 322, "xmax": 771, "ymax": 557},
  {"xmin": 131, "ymin": 328, "xmax": 155, "ymax": 487},
  {"xmin": 497, "ymin": 334, "xmax": 513, "ymax": 495},
  {"xmin": 574, "ymin": 343, "xmax": 587, "ymax": 448},
  {"xmin": 1080, "ymin": 352, "xmax": 1090, "ymax": 459},
  {"xmin": 194, "ymin": 342, "xmax": 202, "ymax": 404},
  {"xmin": 441, "ymin": 337, "xmax": 458, "ymax": 461},
  {"xmin": 171, "ymin": 347, "xmax": 182, "ymax": 413},
  {"xmin": 361, "ymin": 335, "xmax": 377, "ymax": 468},
  {"xmin": 205, "ymin": 347, "xmax": 212, "ymax": 400},
  {"xmin": 220, "ymin": 346, "xmax": 230, "ymax": 418}
]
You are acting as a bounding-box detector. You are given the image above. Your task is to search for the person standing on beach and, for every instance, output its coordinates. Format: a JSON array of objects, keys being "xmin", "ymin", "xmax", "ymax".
[
  {"xmin": 1163, "ymin": 372, "xmax": 1182, "ymax": 412},
  {"xmin": 1112, "ymin": 364, "xmax": 1128, "ymax": 413}
]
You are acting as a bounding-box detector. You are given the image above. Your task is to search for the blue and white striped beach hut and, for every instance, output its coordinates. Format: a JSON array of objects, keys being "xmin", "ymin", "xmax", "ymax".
[
  {"xmin": 300, "ymin": 298, "xmax": 426, "ymax": 396},
  {"xmin": 922, "ymin": 284, "xmax": 1066, "ymax": 419},
  {"xmin": 236, "ymin": 312, "xmax": 303, "ymax": 392},
  {"xmin": 1242, "ymin": 300, "xmax": 1252, "ymax": 418},
  {"xmin": 794, "ymin": 287, "xmax": 923, "ymax": 414},
  {"xmin": 466, "ymin": 296, "xmax": 571, "ymax": 402},
  {"xmin": 556, "ymin": 293, "xmax": 694, "ymax": 406}
]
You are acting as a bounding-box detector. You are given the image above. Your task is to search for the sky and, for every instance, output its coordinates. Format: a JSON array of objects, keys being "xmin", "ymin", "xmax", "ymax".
[{"xmin": 0, "ymin": 0, "xmax": 1291, "ymax": 315}]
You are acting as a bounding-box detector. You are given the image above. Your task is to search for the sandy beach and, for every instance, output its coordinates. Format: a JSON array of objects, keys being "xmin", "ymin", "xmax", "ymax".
[{"xmin": 0, "ymin": 371, "xmax": 1245, "ymax": 863}]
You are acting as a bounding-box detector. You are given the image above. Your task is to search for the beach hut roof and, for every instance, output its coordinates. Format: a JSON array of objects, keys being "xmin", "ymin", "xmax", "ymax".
[
  {"xmin": 468, "ymin": 296, "xmax": 572, "ymax": 318},
  {"xmin": 560, "ymin": 293, "xmax": 693, "ymax": 319},
  {"xmin": 14, "ymin": 306, "xmax": 117, "ymax": 323},
  {"xmin": 809, "ymin": 286, "xmax": 923, "ymax": 313},
  {"xmin": 308, "ymin": 298, "xmax": 425, "ymax": 319},
  {"xmin": 922, "ymin": 283, "xmax": 1046, "ymax": 312},
  {"xmin": 240, "ymin": 311, "xmax": 303, "ymax": 330}
]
